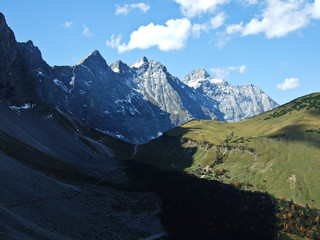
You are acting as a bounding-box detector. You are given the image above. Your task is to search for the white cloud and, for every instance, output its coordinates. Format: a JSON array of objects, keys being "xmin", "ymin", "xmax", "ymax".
[
  {"xmin": 243, "ymin": 0, "xmax": 310, "ymax": 38},
  {"xmin": 192, "ymin": 23, "xmax": 208, "ymax": 38},
  {"xmin": 241, "ymin": 0, "xmax": 258, "ymax": 5},
  {"xmin": 192, "ymin": 12, "xmax": 226, "ymax": 38},
  {"xmin": 214, "ymin": 31, "xmax": 230, "ymax": 48},
  {"xmin": 210, "ymin": 65, "xmax": 247, "ymax": 79},
  {"xmin": 82, "ymin": 25, "xmax": 93, "ymax": 37},
  {"xmin": 312, "ymin": 0, "xmax": 320, "ymax": 18},
  {"xmin": 226, "ymin": 22, "xmax": 243, "ymax": 34},
  {"xmin": 226, "ymin": 0, "xmax": 320, "ymax": 39},
  {"xmin": 277, "ymin": 78, "xmax": 300, "ymax": 90},
  {"xmin": 115, "ymin": 5, "xmax": 130, "ymax": 15},
  {"xmin": 210, "ymin": 12, "xmax": 226, "ymax": 29},
  {"xmin": 106, "ymin": 18, "xmax": 192, "ymax": 53},
  {"xmin": 131, "ymin": 3, "xmax": 150, "ymax": 13},
  {"xmin": 115, "ymin": 2, "xmax": 150, "ymax": 15},
  {"xmin": 106, "ymin": 34, "xmax": 123, "ymax": 48},
  {"xmin": 61, "ymin": 21, "xmax": 73, "ymax": 28},
  {"xmin": 174, "ymin": 0, "xmax": 230, "ymax": 18},
  {"xmin": 216, "ymin": 21, "xmax": 242, "ymax": 47}
]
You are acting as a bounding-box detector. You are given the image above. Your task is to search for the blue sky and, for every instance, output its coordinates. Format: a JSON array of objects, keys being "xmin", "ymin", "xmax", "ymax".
[{"xmin": 2, "ymin": 0, "xmax": 320, "ymax": 104}]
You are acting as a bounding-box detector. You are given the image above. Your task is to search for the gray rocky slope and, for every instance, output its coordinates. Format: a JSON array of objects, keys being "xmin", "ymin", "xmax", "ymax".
[
  {"xmin": 182, "ymin": 68, "xmax": 279, "ymax": 122},
  {"xmin": 0, "ymin": 12, "xmax": 277, "ymax": 144},
  {"xmin": 0, "ymin": 13, "xmax": 38, "ymax": 105},
  {"xmin": 0, "ymin": 103, "xmax": 165, "ymax": 240}
]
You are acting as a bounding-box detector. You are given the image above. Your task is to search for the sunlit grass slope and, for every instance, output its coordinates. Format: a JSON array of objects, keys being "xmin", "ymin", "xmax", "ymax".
[{"xmin": 135, "ymin": 92, "xmax": 320, "ymax": 208}]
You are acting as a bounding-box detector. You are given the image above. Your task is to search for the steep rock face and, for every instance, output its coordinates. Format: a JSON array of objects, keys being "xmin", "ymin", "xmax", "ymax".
[
  {"xmin": 17, "ymin": 45, "xmax": 174, "ymax": 143},
  {"xmin": 67, "ymin": 53, "xmax": 174, "ymax": 144},
  {"xmin": 182, "ymin": 68, "xmax": 278, "ymax": 122},
  {"xmin": 0, "ymin": 13, "xmax": 37, "ymax": 104},
  {"xmin": 113, "ymin": 57, "xmax": 222, "ymax": 125}
]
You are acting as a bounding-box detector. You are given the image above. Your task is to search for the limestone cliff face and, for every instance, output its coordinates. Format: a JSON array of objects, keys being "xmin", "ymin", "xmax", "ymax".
[
  {"xmin": 113, "ymin": 57, "xmax": 222, "ymax": 125},
  {"xmin": 182, "ymin": 68, "xmax": 278, "ymax": 122},
  {"xmin": 0, "ymin": 13, "xmax": 37, "ymax": 104}
]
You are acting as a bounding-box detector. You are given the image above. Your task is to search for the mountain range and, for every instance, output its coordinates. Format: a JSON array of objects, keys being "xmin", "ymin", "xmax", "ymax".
[{"xmin": 0, "ymin": 12, "xmax": 277, "ymax": 144}]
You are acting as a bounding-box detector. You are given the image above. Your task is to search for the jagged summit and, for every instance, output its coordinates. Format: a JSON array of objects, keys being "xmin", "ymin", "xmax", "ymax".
[
  {"xmin": 182, "ymin": 68, "xmax": 227, "ymax": 89},
  {"xmin": 0, "ymin": 12, "xmax": 16, "ymax": 54},
  {"xmin": 188, "ymin": 68, "xmax": 211, "ymax": 80},
  {"xmin": 0, "ymin": 12, "xmax": 39, "ymax": 104},
  {"xmin": 110, "ymin": 59, "xmax": 131, "ymax": 73},
  {"xmin": 182, "ymin": 68, "xmax": 278, "ymax": 122},
  {"xmin": 24, "ymin": 40, "xmax": 34, "ymax": 46},
  {"xmin": 85, "ymin": 49, "xmax": 103, "ymax": 59},
  {"xmin": 130, "ymin": 56, "xmax": 148, "ymax": 68},
  {"xmin": 76, "ymin": 49, "xmax": 107, "ymax": 67}
]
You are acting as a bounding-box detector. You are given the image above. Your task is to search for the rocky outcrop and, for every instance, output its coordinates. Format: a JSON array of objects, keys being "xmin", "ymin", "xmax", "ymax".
[
  {"xmin": 0, "ymin": 13, "xmax": 38, "ymax": 104},
  {"xmin": 115, "ymin": 57, "xmax": 222, "ymax": 125},
  {"xmin": 182, "ymin": 68, "xmax": 278, "ymax": 122},
  {"xmin": 17, "ymin": 46, "xmax": 175, "ymax": 143}
]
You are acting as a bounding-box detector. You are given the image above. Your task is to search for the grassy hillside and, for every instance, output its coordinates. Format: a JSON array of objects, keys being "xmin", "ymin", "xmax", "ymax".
[{"xmin": 135, "ymin": 92, "xmax": 320, "ymax": 209}]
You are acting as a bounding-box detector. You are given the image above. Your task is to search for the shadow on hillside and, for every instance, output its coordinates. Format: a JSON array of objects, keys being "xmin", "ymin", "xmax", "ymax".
[
  {"xmin": 270, "ymin": 123, "xmax": 320, "ymax": 149},
  {"xmin": 136, "ymin": 126, "xmax": 203, "ymax": 171},
  {"xmin": 306, "ymin": 109, "xmax": 320, "ymax": 117},
  {"xmin": 124, "ymin": 160, "xmax": 279, "ymax": 240}
]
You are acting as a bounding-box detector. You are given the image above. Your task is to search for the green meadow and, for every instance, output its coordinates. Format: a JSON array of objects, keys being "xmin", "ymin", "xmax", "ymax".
[{"xmin": 135, "ymin": 93, "xmax": 320, "ymax": 208}]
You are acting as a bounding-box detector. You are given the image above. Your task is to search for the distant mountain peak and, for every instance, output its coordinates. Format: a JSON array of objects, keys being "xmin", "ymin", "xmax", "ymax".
[
  {"xmin": 110, "ymin": 59, "xmax": 131, "ymax": 73},
  {"xmin": 76, "ymin": 49, "xmax": 108, "ymax": 68},
  {"xmin": 86, "ymin": 49, "xmax": 103, "ymax": 60},
  {"xmin": 0, "ymin": 12, "xmax": 16, "ymax": 48},
  {"xmin": 192, "ymin": 68, "xmax": 211, "ymax": 79},
  {"xmin": 182, "ymin": 68, "xmax": 227, "ymax": 89},
  {"xmin": 130, "ymin": 56, "xmax": 148, "ymax": 68},
  {"xmin": 25, "ymin": 40, "xmax": 34, "ymax": 46}
]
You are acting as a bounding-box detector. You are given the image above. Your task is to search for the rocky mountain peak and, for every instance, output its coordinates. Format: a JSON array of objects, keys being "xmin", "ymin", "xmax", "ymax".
[
  {"xmin": 0, "ymin": 12, "xmax": 17, "ymax": 55},
  {"xmin": 0, "ymin": 12, "xmax": 39, "ymax": 104},
  {"xmin": 110, "ymin": 59, "xmax": 131, "ymax": 74},
  {"xmin": 182, "ymin": 68, "xmax": 229, "ymax": 89},
  {"xmin": 18, "ymin": 40, "xmax": 51, "ymax": 74},
  {"xmin": 76, "ymin": 50, "xmax": 108, "ymax": 68},
  {"xmin": 185, "ymin": 68, "xmax": 211, "ymax": 81},
  {"xmin": 182, "ymin": 68, "xmax": 213, "ymax": 89},
  {"xmin": 86, "ymin": 49, "xmax": 103, "ymax": 60},
  {"xmin": 130, "ymin": 56, "xmax": 148, "ymax": 68}
]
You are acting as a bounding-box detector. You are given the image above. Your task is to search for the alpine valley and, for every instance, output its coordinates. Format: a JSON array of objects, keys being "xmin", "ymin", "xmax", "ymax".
[{"xmin": 1, "ymin": 12, "xmax": 320, "ymax": 240}]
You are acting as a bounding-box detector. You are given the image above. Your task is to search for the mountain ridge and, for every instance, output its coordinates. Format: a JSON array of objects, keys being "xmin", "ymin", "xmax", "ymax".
[
  {"xmin": 0, "ymin": 12, "xmax": 277, "ymax": 143},
  {"xmin": 182, "ymin": 68, "xmax": 278, "ymax": 122}
]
